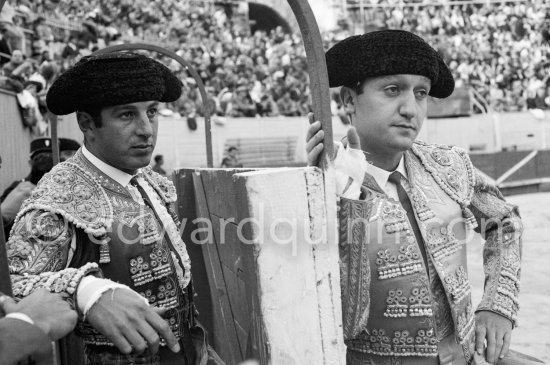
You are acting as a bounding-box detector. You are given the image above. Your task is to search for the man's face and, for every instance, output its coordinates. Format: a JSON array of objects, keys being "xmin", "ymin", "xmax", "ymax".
[
  {"xmin": 350, "ymin": 74, "xmax": 430, "ymax": 156},
  {"xmin": 11, "ymin": 50, "xmax": 24, "ymax": 64},
  {"xmin": 86, "ymin": 101, "xmax": 159, "ymax": 174}
]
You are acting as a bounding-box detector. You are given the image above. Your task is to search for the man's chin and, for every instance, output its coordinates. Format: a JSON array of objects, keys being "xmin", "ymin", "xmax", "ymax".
[
  {"xmin": 124, "ymin": 157, "xmax": 153, "ymax": 173},
  {"xmin": 392, "ymin": 136, "xmax": 416, "ymax": 151},
  {"xmin": 396, "ymin": 131, "xmax": 418, "ymax": 150}
]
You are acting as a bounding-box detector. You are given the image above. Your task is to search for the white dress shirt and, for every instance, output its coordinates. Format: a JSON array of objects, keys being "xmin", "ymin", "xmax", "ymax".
[{"xmin": 334, "ymin": 141, "xmax": 408, "ymax": 201}]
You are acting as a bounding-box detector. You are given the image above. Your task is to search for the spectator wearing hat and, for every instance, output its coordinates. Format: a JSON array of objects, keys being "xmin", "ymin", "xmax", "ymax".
[
  {"xmin": 5, "ymin": 52, "xmax": 221, "ymax": 365},
  {"xmin": 0, "ymin": 137, "xmax": 80, "ymax": 239},
  {"xmin": 305, "ymin": 30, "xmax": 533, "ymax": 365}
]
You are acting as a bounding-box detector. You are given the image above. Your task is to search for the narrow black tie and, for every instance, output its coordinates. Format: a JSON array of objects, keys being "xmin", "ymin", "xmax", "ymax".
[
  {"xmin": 388, "ymin": 171, "xmax": 429, "ymax": 267},
  {"xmin": 130, "ymin": 176, "xmax": 189, "ymax": 278},
  {"xmin": 130, "ymin": 176, "xmax": 155, "ymax": 211}
]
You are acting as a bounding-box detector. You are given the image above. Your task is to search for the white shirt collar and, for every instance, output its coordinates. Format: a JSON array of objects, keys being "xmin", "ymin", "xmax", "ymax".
[
  {"xmin": 365, "ymin": 155, "xmax": 408, "ymax": 190},
  {"xmin": 82, "ymin": 145, "xmax": 135, "ymax": 187}
]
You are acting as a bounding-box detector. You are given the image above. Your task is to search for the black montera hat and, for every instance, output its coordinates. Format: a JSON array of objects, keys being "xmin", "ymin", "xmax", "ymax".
[
  {"xmin": 326, "ymin": 29, "xmax": 454, "ymax": 98},
  {"xmin": 46, "ymin": 52, "xmax": 183, "ymax": 115}
]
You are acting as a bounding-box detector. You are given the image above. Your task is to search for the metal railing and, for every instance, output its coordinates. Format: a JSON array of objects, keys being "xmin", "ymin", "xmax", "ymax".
[{"xmin": 469, "ymin": 87, "xmax": 491, "ymax": 115}]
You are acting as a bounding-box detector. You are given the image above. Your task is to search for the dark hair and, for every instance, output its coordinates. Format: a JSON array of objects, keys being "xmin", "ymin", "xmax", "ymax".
[
  {"xmin": 228, "ymin": 146, "xmax": 238, "ymax": 152},
  {"xmin": 344, "ymin": 80, "xmax": 365, "ymax": 95},
  {"xmin": 78, "ymin": 106, "xmax": 103, "ymax": 127},
  {"xmin": 154, "ymin": 155, "xmax": 163, "ymax": 163}
]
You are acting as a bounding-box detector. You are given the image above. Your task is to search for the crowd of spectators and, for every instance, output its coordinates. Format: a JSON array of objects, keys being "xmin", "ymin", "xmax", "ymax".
[
  {"xmin": 355, "ymin": 0, "xmax": 550, "ymax": 112},
  {"xmin": 0, "ymin": 0, "xmax": 316, "ymax": 124},
  {"xmin": 1, "ymin": 0, "xmax": 550, "ymax": 125}
]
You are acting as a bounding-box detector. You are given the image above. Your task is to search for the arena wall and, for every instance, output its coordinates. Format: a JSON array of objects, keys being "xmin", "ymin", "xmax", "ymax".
[
  {"xmin": 156, "ymin": 111, "xmax": 550, "ymax": 172},
  {"xmin": 3, "ymin": 89, "xmax": 550, "ymax": 194},
  {"xmin": 0, "ymin": 91, "xmax": 81, "ymax": 194}
]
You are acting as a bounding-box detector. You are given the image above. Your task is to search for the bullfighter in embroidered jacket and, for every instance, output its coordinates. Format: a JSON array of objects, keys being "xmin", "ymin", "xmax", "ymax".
[
  {"xmin": 306, "ymin": 30, "xmax": 527, "ymax": 365},
  {"xmin": 5, "ymin": 53, "xmax": 217, "ymax": 365}
]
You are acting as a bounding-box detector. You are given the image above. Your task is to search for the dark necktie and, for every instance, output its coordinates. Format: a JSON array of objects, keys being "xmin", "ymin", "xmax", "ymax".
[
  {"xmin": 388, "ymin": 171, "xmax": 429, "ymax": 267},
  {"xmin": 129, "ymin": 176, "xmax": 157, "ymax": 213},
  {"xmin": 129, "ymin": 176, "xmax": 188, "ymax": 274}
]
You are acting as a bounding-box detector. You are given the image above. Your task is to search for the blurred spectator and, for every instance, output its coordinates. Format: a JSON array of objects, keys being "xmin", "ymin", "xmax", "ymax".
[
  {"xmin": 277, "ymin": 91, "xmax": 300, "ymax": 117},
  {"xmin": 2, "ymin": 49, "xmax": 31, "ymax": 79},
  {"xmin": 152, "ymin": 154, "xmax": 167, "ymax": 176},
  {"xmin": 221, "ymin": 146, "xmax": 243, "ymax": 168},
  {"xmin": 0, "ymin": 26, "xmax": 11, "ymax": 65},
  {"xmin": 228, "ymin": 85, "xmax": 257, "ymax": 117},
  {"xmin": 257, "ymin": 94, "xmax": 279, "ymax": 117},
  {"xmin": 0, "ymin": 1, "xmax": 24, "ymax": 52},
  {"xmin": 527, "ymin": 87, "xmax": 548, "ymax": 110},
  {"xmin": 16, "ymin": 73, "xmax": 46, "ymax": 131},
  {"xmin": 60, "ymin": 33, "xmax": 80, "ymax": 59}
]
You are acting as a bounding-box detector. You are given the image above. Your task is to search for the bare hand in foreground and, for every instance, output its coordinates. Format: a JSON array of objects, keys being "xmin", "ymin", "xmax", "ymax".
[
  {"xmin": 0, "ymin": 288, "xmax": 77, "ymax": 340},
  {"xmin": 86, "ymin": 288, "xmax": 180, "ymax": 355},
  {"xmin": 306, "ymin": 112, "xmax": 361, "ymax": 166},
  {"xmin": 475, "ymin": 310, "xmax": 513, "ymax": 364}
]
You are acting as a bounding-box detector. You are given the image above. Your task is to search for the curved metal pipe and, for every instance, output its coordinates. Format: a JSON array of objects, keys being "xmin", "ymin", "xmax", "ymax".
[{"xmin": 287, "ymin": 0, "xmax": 334, "ymax": 169}]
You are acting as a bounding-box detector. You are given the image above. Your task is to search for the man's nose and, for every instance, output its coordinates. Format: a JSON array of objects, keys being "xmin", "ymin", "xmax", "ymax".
[
  {"xmin": 398, "ymin": 92, "xmax": 417, "ymax": 119},
  {"xmin": 136, "ymin": 112, "xmax": 153, "ymax": 136}
]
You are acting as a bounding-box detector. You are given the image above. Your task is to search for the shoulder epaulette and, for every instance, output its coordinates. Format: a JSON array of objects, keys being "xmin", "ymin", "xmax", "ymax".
[
  {"xmin": 411, "ymin": 141, "xmax": 477, "ymax": 228},
  {"xmin": 15, "ymin": 161, "xmax": 114, "ymax": 237},
  {"xmin": 140, "ymin": 166, "xmax": 177, "ymax": 203}
]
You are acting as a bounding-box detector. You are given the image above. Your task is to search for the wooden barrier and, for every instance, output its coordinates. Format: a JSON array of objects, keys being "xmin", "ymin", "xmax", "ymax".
[
  {"xmin": 175, "ymin": 167, "xmax": 345, "ymax": 364},
  {"xmin": 470, "ymin": 150, "xmax": 550, "ymax": 195}
]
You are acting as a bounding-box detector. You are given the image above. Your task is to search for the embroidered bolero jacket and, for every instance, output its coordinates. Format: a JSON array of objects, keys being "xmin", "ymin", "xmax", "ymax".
[
  {"xmin": 6, "ymin": 150, "xmax": 191, "ymax": 305},
  {"xmin": 338, "ymin": 141, "xmax": 523, "ymax": 360}
]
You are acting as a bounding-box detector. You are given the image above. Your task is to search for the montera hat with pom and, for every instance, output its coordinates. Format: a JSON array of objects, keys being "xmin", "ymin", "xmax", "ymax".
[
  {"xmin": 46, "ymin": 52, "xmax": 183, "ymax": 115},
  {"xmin": 325, "ymin": 29, "xmax": 455, "ymax": 98}
]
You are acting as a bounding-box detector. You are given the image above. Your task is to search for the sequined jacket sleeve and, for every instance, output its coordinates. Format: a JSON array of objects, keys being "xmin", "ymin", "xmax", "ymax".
[
  {"xmin": 468, "ymin": 169, "xmax": 522, "ymax": 325},
  {"xmin": 7, "ymin": 209, "xmax": 99, "ymax": 300}
]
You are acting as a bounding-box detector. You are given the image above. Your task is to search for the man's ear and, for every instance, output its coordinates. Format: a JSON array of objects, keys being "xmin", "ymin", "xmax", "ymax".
[
  {"xmin": 340, "ymin": 86, "xmax": 356, "ymax": 115},
  {"xmin": 76, "ymin": 111, "xmax": 96, "ymax": 141}
]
